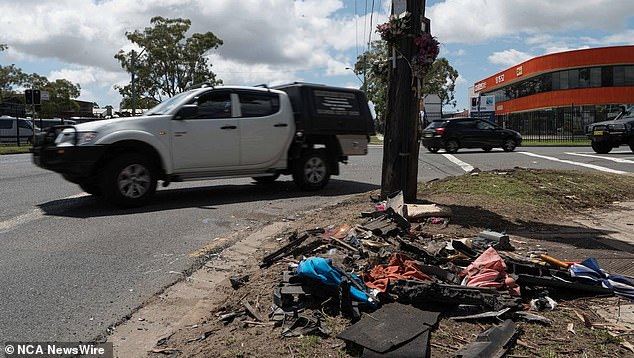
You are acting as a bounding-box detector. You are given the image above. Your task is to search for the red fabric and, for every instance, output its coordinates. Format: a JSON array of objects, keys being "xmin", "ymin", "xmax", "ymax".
[
  {"xmin": 461, "ymin": 247, "xmax": 520, "ymax": 296},
  {"xmin": 363, "ymin": 253, "xmax": 432, "ymax": 292}
]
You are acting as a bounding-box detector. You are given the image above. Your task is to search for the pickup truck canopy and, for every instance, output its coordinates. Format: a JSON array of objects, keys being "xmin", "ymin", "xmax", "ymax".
[{"xmin": 273, "ymin": 83, "xmax": 375, "ymax": 136}]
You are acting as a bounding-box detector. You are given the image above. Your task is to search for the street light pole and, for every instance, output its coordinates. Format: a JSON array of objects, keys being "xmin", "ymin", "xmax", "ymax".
[{"xmin": 345, "ymin": 67, "xmax": 365, "ymax": 91}]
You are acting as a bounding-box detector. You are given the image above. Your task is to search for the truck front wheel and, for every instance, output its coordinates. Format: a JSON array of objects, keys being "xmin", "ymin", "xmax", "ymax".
[
  {"xmin": 292, "ymin": 149, "xmax": 330, "ymax": 191},
  {"xmin": 591, "ymin": 142, "xmax": 612, "ymax": 154},
  {"xmin": 78, "ymin": 180, "xmax": 102, "ymax": 196},
  {"xmin": 101, "ymin": 154, "xmax": 157, "ymax": 207}
]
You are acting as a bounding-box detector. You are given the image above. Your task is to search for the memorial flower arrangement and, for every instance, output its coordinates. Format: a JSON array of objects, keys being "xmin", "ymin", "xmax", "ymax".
[
  {"xmin": 376, "ymin": 12, "xmax": 410, "ymax": 44},
  {"xmin": 412, "ymin": 33, "xmax": 440, "ymax": 78}
]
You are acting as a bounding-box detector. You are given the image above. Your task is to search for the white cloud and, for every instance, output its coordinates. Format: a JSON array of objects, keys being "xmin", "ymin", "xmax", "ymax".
[
  {"xmin": 0, "ymin": 0, "xmax": 390, "ymax": 107},
  {"xmin": 488, "ymin": 49, "xmax": 532, "ymax": 67},
  {"xmin": 427, "ymin": 0, "xmax": 634, "ymax": 44}
]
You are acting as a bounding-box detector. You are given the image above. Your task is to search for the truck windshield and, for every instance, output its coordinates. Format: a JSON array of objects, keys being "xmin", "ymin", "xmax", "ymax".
[
  {"xmin": 145, "ymin": 91, "xmax": 192, "ymax": 116},
  {"xmin": 619, "ymin": 106, "xmax": 634, "ymax": 120}
]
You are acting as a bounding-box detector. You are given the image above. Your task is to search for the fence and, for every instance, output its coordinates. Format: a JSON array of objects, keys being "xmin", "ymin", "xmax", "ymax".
[{"xmin": 494, "ymin": 108, "xmax": 611, "ymax": 142}]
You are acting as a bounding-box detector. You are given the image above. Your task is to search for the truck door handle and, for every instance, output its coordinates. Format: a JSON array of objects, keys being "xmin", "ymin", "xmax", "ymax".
[
  {"xmin": 174, "ymin": 131, "xmax": 187, "ymax": 137},
  {"xmin": 274, "ymin": 123, "xmax": 288, "ymax": 127},
  {"xmin": 221, "ymin": 125, "xmax": 237, "ymax": 130}
]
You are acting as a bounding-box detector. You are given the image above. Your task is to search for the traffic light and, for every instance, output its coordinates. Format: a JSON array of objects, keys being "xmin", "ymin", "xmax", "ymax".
[
  {"xmin": 33, "ymin": 89, "xmax": 41, "ymax": 105},
  {"xmin": 24, "ymin": 89, "xmax": 41, "ymax": 105}
]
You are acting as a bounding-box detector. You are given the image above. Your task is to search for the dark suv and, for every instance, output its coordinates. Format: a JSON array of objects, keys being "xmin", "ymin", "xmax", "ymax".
[
  {"xmin": 586, "ymin": 107, "xmax": 634, "ymax": 154},
  {"xmin": 421, "ymin": 118, "xmax": 522, "ymax": 153}
]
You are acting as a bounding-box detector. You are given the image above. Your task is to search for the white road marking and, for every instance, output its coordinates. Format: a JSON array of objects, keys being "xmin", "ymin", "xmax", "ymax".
[
  {"xmin": 0, "ymin": 193, "xmax": 88, "ymax": 232},
  {"xmin": 519, "ymin": 152, "xmax": 630, "ymax": 175},
  {"xmin": 565, "ymin": 152, "xmax": 634, "ymax": 164},
  {"xmin": 442, "ymin": 154, "xmax": 475, "ymax": 172}
]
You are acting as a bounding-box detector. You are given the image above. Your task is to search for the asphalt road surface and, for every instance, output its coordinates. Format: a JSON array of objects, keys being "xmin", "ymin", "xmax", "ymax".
[{"xmin": 0, "ymin": 145, "xmax": 632, "ymax": 343}]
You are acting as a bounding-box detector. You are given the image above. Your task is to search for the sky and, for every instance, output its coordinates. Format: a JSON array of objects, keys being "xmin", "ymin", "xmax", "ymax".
[{"xmin": 1, "ymin": 0, "xmax": 634, "ymax": 113}]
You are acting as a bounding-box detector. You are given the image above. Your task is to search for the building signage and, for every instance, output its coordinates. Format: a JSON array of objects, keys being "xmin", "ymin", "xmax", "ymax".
[
  {"xmin": 474, "ymin": 82, "xmax": 487, "ymax": 92},
  {"xmin": 470, "ymin": 95, "xmax": 496, "ymax": 112},
  {"xmin": 516, "ymin": 66, "xmax": 523, "ymax": 77}
]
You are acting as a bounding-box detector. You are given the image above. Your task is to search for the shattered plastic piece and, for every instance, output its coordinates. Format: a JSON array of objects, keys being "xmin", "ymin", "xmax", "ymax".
[
  {"xmin": 450, "ymin": 308, "xmax": 511, "ymax": 321},
  {"xmin": 392, "ymin": 280, "xmax": 523, "ymax": 311},
  {"xmin": 229, "ymin": 274, "xmax": 249, "ymax": 289},
  {"xmin": 454, "ymin": 319, "xmax": 516, "ymax": 358},
  {"xmin": 336, "ymin": 303, "xmax": 439, "ymax": 357},
  {"xmin": 260, "ymin": 232, "xmax": 310, "ymax": 268},
  {"xmin": 513, "ymin": 311, "xmax": 552, "ymax": 325},
  {"xmin": 281, "ymin": 311, "xmax": 330, "ymax": 337},
  {"xmin": 529, "ymin": 296, "xmax": 557, "ymax": 312}
]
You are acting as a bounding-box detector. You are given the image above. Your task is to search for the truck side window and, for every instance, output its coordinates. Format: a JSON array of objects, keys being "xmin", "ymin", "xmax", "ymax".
[
  {"xmin": 238, "ymin": 93, "xmax": 280, "ymax": 117},
  {"xmin": 18, "ymin": 120, "xmax": 32, "ymax": 129},
  {"xmin": 196, "ymin": 92, "xmax": 232, "ymax": 119},
  {"xmin": 0, "ymin": 119, "xmax": 12, "ymax": 129}
]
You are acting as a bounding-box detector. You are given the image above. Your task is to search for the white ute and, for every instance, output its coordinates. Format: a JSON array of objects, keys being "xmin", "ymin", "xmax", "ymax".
[{"xmin": 33, "ymin": 83, "xmax": 375, "ymax": 207}]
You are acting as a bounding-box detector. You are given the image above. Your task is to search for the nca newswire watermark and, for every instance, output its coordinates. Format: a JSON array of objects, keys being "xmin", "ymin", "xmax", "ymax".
[{"xmin": 3, "ymin": 342, "xmax": 112, "ymax": 357}]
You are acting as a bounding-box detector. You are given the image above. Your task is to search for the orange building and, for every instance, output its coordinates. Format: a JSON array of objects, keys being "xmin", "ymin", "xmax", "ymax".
[{"xmin": 473, "ymin": 46, "xmax": 634, "ymax": 139}]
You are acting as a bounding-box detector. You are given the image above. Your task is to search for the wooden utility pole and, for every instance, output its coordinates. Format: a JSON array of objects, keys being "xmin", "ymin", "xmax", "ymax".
[{"xmin": 381, "ymin": 0, "xmax": 425, "ymax": 201}]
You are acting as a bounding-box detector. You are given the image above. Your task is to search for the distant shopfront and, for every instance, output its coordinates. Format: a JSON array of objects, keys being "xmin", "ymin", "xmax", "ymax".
[{"xmin": 473, "ymin": 46, "xmax": 634, "ymax": 140}]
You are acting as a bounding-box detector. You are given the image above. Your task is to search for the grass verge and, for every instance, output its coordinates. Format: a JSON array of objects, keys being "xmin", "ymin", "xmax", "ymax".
[
  {"xmin": 419, "ymin": 168, "xmax": 634, "ymax": 217},
  {"xmin": 0, "ymin": 145, "xmax": 32, "ymax": 155}
]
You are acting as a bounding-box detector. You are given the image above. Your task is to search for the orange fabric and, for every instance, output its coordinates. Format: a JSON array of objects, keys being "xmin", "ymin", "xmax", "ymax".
[{"xmin": 363, "ymin": 253, "xmax": 432, "ymax": 292}]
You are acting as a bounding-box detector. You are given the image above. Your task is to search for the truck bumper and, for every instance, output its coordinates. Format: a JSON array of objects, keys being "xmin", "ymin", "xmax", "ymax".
[
  {"xmin": 33, "ymin": 145, "xmax": 106, "ymax": 179},
  {"xmin": 336, "ymin": 134, "xmax": 369, "ymax": 155}
]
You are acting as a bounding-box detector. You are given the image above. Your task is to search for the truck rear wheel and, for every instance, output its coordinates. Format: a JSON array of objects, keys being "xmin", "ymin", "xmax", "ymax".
[
  {"xmin": 292, "ymin": 149, "xmax": 330, "ymax": 191},
  {"xmin": 591, "ymin": 142, "xmax": 612, "ymax": 154},
  {"xmin": 101, "ymin": 154, "xmax": 157, "ymax": 207}
]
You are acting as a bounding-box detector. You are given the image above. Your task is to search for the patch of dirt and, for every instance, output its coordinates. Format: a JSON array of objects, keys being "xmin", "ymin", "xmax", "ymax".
[{"xmin": 114, "ymin": 170, "xmax": 634, "ymax": 358}]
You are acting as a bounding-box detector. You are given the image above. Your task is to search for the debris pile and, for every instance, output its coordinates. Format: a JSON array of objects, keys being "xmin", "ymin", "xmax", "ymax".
[{"xmin": 229, "ymin": 192, "xmax": 634, "ymax": 357}]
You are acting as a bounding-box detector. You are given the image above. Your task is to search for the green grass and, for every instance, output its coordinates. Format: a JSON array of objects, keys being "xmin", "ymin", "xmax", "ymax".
[
  {"xmin": 0, "ymin": 145, "xmax": 32, "ymax": 155},
  {"xmin": 419, "ymin": 168, "xmax": 634, "ymax": 212}
]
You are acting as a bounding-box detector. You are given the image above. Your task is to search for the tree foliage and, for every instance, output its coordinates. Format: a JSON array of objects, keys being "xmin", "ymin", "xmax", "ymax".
[
  {"xmin": 0, "ymin": 44, "xmax": 81, "ymax": 117},
  {"xmin": 115, "ymin": 16, "xmax": 223, "ymax": 105},
  {"xmin": 354, "ymin": 39, "xmax": 459, "ymax": 122}
]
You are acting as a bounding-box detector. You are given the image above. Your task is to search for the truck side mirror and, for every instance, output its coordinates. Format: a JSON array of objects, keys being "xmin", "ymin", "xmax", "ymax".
[{"xmin": 174, "ymin": 105, "xmax": 198, "ymax": 120}]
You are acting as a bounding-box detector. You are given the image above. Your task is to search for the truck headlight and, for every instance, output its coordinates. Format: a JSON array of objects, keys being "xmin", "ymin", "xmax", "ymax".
[
  {"xmin": 607, "ymin": 123, "xmax": 625, "ymax": 131},
  {"xmin": 55, "ymin": 131, "xmax": 98, "ymax": 146}
]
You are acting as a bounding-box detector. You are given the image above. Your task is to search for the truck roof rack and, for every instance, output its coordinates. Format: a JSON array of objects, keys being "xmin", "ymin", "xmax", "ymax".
[{"xmin": 187, "ymin": 82, "xmax": 215, "ymax": 90}]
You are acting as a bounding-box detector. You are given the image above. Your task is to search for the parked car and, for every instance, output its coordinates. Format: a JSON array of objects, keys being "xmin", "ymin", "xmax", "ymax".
[
  {"xmin": 586, "ymin": 107, "xmax": 634, "ymax": 154},
  {"xmin": 421, "ymin": 118, "xmax": 522, "ymax": 153},
  {"xmin": 0, "ymin": 116, "xmax": 41, "ymax": 143},
  {"xmin": 36, "ymin": 118, "xmax": 77, "ymax": 129}
]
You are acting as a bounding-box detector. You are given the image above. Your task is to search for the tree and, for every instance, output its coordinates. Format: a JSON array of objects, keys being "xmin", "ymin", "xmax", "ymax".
[
  {"xmin": 40, "ymin": 79, "xmax": 82, "ymax": 118},
  {"xmin": 354, "ymin": 40, "xmax": 459, "ymax": 125},
  {"xmin": 0, "ymin": 44, "xmax": 82, "ymax": 117},
  {"xmin": 115, "ymin": 16, "xmax": 223, "ymax": 103},
  {"xmin": 354, "ymin": 40, "xmax": 389, "ymax": 128},
  {"xmin": 0, "ymin": 44, "xmax": 27, "ymax": 102}
]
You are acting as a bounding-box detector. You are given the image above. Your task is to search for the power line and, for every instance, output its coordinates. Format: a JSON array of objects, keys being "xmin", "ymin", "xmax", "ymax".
[
  {"xmin": 355, "ymin": 0, "xmax": 359, "ymax": 60},
  {"xmin": 368, "ymin": 0, "xmax": 375, "ymax": 51}
]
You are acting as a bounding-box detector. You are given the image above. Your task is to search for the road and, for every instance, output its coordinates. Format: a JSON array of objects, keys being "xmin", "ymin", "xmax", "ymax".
[{"xmin": 0, "ymin": 146, "xmax": 632, "ymax": 343}]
